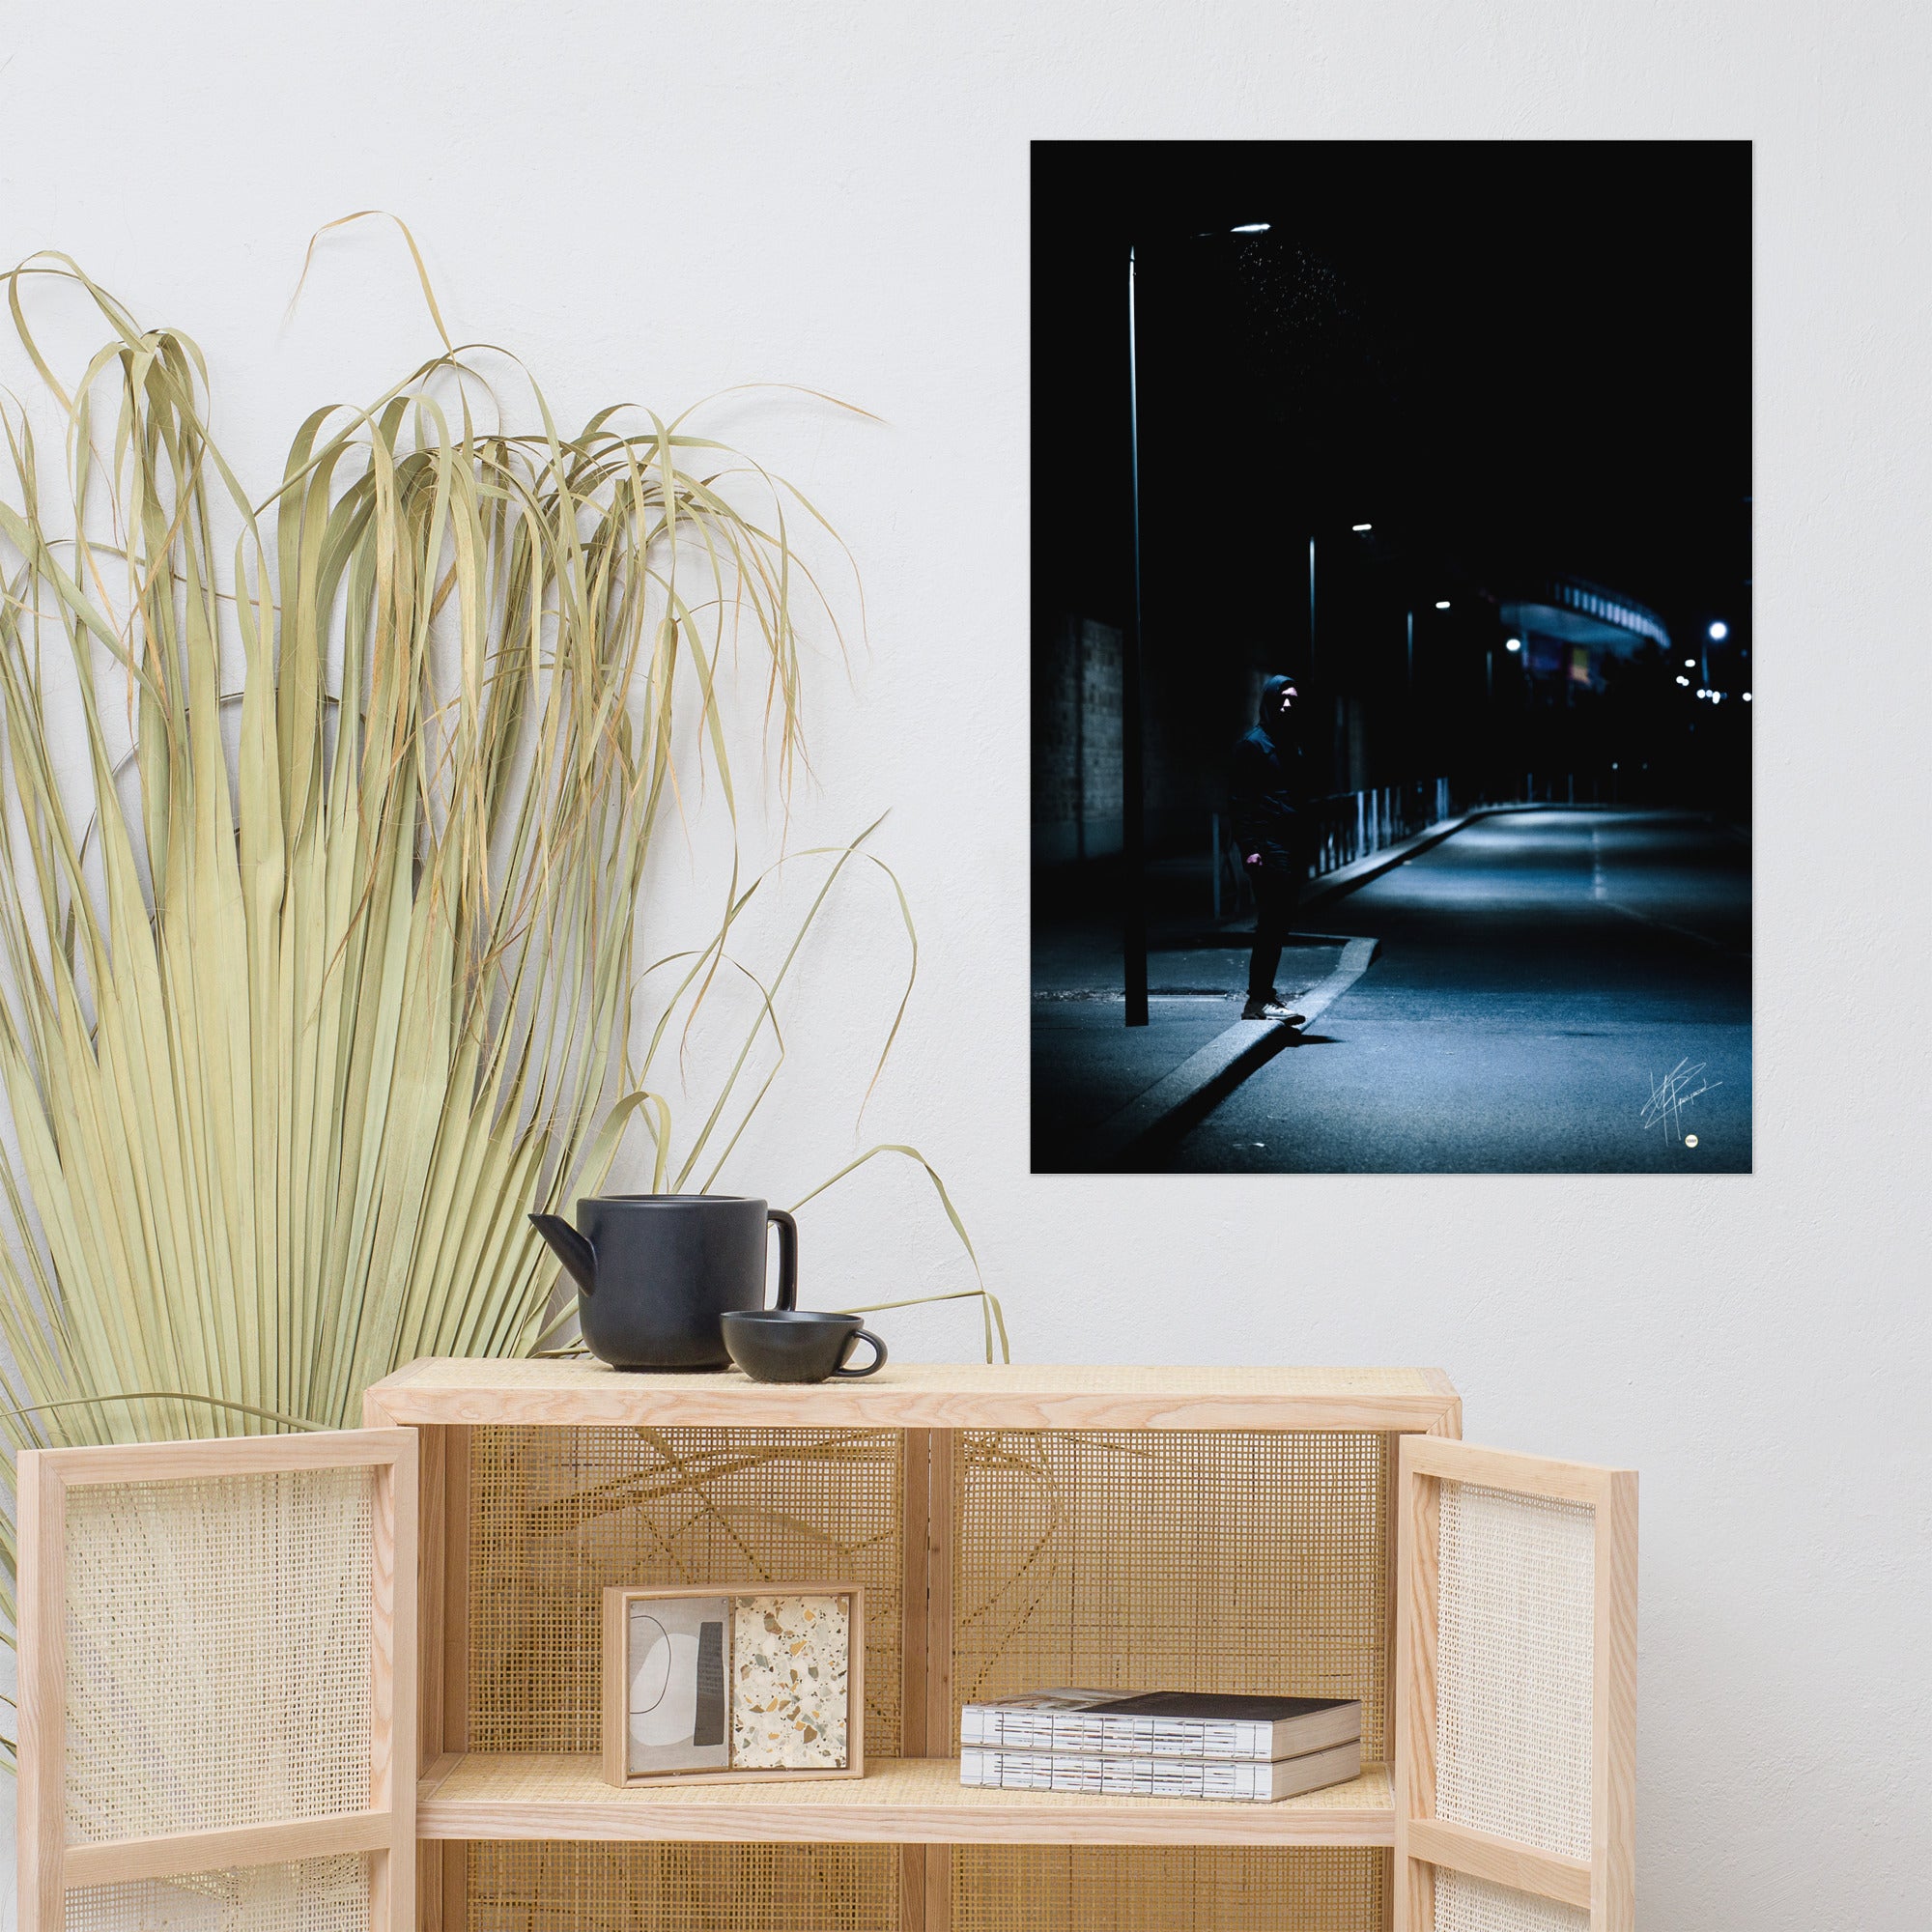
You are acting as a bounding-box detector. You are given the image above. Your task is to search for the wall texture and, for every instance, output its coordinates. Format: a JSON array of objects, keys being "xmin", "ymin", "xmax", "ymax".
[
  {"xmin": 1033, "ymin": 616, "xmax": 1124, "ymax": 865},
  {"xmin": 2, "ymin": 4, "xmax": 1928, "ymax": 1927}
]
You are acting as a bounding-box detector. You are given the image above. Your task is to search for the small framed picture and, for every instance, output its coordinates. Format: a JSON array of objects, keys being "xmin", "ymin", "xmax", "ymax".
[{"xmin": 601, "ymin": 1583, "xmax": 865, "ymax": 1787}]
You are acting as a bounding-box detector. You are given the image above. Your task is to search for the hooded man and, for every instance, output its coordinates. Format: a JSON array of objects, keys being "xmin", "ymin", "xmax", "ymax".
[{"xmin": 1230, "ymin": 671, "xmax": 1310, "ymax": 1024}]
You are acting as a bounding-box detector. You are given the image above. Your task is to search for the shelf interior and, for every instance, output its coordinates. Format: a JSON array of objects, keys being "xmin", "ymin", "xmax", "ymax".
[{"xmin": 416, "ymin": 1753, "xmax": 1394, "ymax": 1848}]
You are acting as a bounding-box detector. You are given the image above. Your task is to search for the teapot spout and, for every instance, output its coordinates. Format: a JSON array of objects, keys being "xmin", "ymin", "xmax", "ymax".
[{"xmin": 529, "ymin": 1212, "xmax": 598, "ymax": 1296}]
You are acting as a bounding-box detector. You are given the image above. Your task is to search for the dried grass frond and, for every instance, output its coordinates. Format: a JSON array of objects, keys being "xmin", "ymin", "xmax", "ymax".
[{"xmin": 0, "ymin": 235, "xmax": 1001, "ymax": 1766}]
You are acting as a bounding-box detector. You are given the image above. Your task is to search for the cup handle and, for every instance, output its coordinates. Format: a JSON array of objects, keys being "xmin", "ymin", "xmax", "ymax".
[
  {"xmin": 831, "ymin": 1328, "xmax": 887, "ymax": 1378},
  {"xmin": 767, "ymin": 1208, "xmax": 798, "ymax": 1311}
]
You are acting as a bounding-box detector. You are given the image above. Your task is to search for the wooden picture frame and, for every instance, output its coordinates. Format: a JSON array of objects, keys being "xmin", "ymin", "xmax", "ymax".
[
  {"xmin": 1395, "ymin": 1435, "xmax": 1637, "ymax": 1932},
  {"xmin": 15, "ymin": 1428, "xmax": 417, "ymax": 1932},
  {"xmin": 601, "ymin": 1582, "xmax": 866, "ymax": 1788}
]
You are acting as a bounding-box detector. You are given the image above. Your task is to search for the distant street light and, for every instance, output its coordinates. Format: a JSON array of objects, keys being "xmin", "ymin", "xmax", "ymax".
[
  {"xmin": 1676, "ymin": 675, "xmax": 1690, "ymax": 687},
  {"xmin": 1708, "ymin": 620, "xmax": 1729, "ymax": 641},
  {"xmin": 1743, "ymin": 692, "xmax": 1752, "ymax": 702},
  {"xmin": 1230, "ymin": 222, "xmax": 1272, "ymax": 234},
  {"xmin": 1435, "ymin": 600, "xmax": 1451, "ymax": 611},
  {"xmin": 1351, "ymin": 522, "xmax": 1373, "ymax": 532},
  {"xmin": 1684, "ymin": 658, "xmax": 1697, "ymax": 668},
  {"xmin": 1504, "ymin": 637, "xmax": 1521, "ymax": 653}
]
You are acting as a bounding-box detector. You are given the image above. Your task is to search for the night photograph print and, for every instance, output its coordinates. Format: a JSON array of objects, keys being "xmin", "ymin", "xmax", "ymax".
[{"xmin": 1031, "ymin": 140, "xmax": 1751, "ymax": 1174}]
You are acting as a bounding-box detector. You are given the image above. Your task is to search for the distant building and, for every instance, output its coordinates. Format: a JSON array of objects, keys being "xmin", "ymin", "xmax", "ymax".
[{"xmin": 1502, "ymin": 578, "xmax": 1670, "ymax": 695}]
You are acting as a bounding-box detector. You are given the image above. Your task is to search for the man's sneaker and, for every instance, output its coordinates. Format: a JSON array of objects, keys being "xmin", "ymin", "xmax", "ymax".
[{"xmin": 1242, "ymin": 996, "xmax": 1305, "ymax": 1025}]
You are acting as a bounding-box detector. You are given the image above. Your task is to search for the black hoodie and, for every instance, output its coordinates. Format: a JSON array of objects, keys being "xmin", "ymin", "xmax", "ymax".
[{"xmin": 1230, "ymin": 673, "xmax": 1308, "ymax": 866}]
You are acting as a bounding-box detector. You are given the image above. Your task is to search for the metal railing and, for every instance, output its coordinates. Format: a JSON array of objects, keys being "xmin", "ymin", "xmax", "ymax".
[
  {"xmin": 1307, "ymin": 777, "xmax": 1452, "ymax": 878},
  {"xmin": 1210, "ymin": 776, "xmax": 1452, "ymax": 914}
]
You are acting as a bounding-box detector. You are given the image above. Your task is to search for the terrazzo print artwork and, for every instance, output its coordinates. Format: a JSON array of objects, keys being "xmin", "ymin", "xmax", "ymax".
[{"xmin": 730, "ymin": 1594, "xmax": 851, "ymax": 1769}]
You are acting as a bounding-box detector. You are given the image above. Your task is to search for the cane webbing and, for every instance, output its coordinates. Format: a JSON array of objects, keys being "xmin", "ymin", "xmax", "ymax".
[
  {"xmin": 63, "ymin": 1469, "xmax": 375, "ymax": 1842},
  {"xmin": 952, "ymin": 1431, "xmax": 1393, "ymax": 1758},
  {"xmin": 64, "ymin": 1856, "xmax": 370, "ymax": 1932},
  {"xmin": 1433, "ymin": 1869, "xmax": 1589, "ymax": 1932},
  {"xmin": 952, "ymin": 1846, "xmax": 1387, "ymax": 1931},
  {"xmin": 466, "ymin": 1841, "xmax": 897, "ymax": 1932},
  {"xmin": 1435, "ymin": 1481, "xmax": 1595, "ymax": 1861},
  {"xmin": 468, "ymin": 1426, "xmax": 902, "ymax": 1756}
]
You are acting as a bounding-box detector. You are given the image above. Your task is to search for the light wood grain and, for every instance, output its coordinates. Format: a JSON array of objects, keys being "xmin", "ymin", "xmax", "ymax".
[
  {"xmin": 602, "ymin": 1583, "xmax": 629, "ymax": 1787},
  {"xmin": 1595, "ymin": 1469, "xmax": 1639, "ymax": 1932},
  {"xmin": 900, "ymin": 1430, "xmax": 932, "ymax": 1760},
  {"xmin": 925, "ymin": 1431, "xmax": 955, "ymax": 1760},
  {"xmin": 416, "ymin": 1752, "xmax": 1396, "ymax": 1847},
  {"xmin": 373, "ymin": 1439, "xmax": 418, "ymax": 1932},
  {"xmin": 417, "ymin": 1842, "xmax": 466, "ymax": 1932},
  {"xmin": 380, "ymin": 1415, "xmax": 466, "ymax": 1932},
  {"xmin": 899, "ymin": 1432, "xmax": 934, "ymax": 1932},
  {"xmin": 38, "ymin": 1429, "xmax": 413, "ymax": 1485},
  {"xmin": 900, "ymin": 1844, "xmax": 928, "ymax": 1932},
  {"xmin": 1405, "ymin": 1817, "xmax": 1592, "ymax": 1910},
  {"xmin": 16, "ymin": 1453, "xmax": 65, "ymax": 1932},
  {"xmin": 923, "ymin": 1430, "xmax": 954, "ymax": 1932},
  {"xmin": 1393, "ymin": 1433, "xmax": 1441, "ymax": 1932},
  {"xmin": 62, "ymin": 1810, "xmax": 391, "ymax": 1888},
  {"xmin": 1402, "ymin": 1436, "xmax": 1623, "ymax": 1508},
  {"xmin": 925, "ymin": 1839, "xmax": 951, "ymax": 1930},
  {"xmin": 362, "ymin": 1358, "xmax": 1462, "ymax": 1434}
]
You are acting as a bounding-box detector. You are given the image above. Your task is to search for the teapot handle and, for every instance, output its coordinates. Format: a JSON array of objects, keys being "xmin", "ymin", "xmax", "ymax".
[{"xmin": 767, "ymin": 1208, "xmax": 798, "ymax": 1311}]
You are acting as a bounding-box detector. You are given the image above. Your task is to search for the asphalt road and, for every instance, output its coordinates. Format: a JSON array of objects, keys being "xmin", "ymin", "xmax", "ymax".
[{"xmin": 1170, "ymin": 809, "xmax": 1751, "ymax": 1173}]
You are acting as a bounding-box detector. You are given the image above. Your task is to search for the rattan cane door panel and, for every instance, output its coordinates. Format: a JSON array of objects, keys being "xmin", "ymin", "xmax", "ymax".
[
  {"xmin": 1435, "ymin": 1484, "xmax": 1595, "ymax": 1861},
  {"xmin": 15, "ymin": 1432, "xmax": 415, "ymax": 1932},
  {"xmin": 1394, "ymin": 1440, "xmax": 1636, "ymax": 1932},
  {"xmin": 63, "ymin": 1856, "xmax": 374, "ymax": 1932},
  {"xmin": 63, "ymin": 1467, "xmax": 377, "ymax": 1842},
  {"xmin": 1431, "ymin": 1870, "xmax": 1589, "ymax": 1932},
  {"xmin": 952, "ymin": 1430, "xmax": 1394, "ymax": 1760}
]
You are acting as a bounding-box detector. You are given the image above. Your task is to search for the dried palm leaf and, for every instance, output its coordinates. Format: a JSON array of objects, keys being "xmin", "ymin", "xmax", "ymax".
[{"xmin": 0, "ymin": 234, "xmax": 1001, "ymax": 1766}]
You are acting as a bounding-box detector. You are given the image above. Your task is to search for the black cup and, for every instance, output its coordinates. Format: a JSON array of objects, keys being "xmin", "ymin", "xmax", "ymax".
[{"xmin": 721, "ymin": 1310, "xmax": 888, "ymax": 1383}]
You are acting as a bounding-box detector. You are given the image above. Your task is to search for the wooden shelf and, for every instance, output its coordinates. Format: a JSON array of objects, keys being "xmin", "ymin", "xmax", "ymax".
[
  {"xmin": 415, "ymin": 1753, "xmax": 1395, "ymax": 1848},
  {"xmin": 367, "ymin": 1357, "xmax": 1461, "ymax": 1434}
]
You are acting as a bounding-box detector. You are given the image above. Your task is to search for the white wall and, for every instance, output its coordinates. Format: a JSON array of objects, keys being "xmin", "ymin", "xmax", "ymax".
[{"xmin": 3, "ymin": 3, "xmax": 1928, "ymax": 1925}]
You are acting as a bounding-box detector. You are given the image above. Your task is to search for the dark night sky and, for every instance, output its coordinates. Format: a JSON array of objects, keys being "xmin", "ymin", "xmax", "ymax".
[{"xmin": 1033, "ymin": 141, "xmax": 1752, "ymax": 652}]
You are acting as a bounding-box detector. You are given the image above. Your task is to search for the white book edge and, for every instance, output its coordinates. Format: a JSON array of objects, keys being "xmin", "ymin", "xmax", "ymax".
[
  {"xmin": 958, "ymin": 1700, "xmax": 1361, "ymax": 1762},
  {"xmin": 958, "ymin": 1737, "xmax": 1364, "ymax": 1804}
]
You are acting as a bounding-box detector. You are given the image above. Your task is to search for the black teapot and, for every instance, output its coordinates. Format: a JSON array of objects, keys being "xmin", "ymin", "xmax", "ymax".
[{"xmin": 529, "ymin": 1194, "xmax": 798, "ymax": 1371}]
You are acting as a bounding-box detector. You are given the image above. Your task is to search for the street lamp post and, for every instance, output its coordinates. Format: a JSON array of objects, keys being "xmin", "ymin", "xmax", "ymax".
[
  {"xmin": 1122, "ymin": 244, "xmax": 1150, "ymax": 1026},
  {"xmin": 1120, "ymin": 223, "xmax": 1269, "ymax": 1029}
]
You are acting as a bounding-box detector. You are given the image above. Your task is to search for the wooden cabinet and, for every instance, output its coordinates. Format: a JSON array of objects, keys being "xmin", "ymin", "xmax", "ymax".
[{"xmin": 17, "ymin": 1362, "xmax": 1634, "ymax": 1932}]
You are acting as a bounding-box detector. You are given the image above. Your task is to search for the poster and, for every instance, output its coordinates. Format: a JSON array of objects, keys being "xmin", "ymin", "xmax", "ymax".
[{"xmin": 1032, "ymin": 140, "xmax": 1751, "ymax": 1174}]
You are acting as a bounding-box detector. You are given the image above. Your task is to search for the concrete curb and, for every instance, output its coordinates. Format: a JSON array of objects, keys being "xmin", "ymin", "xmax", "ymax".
[
  {"xmin": 1299, "ymin": 809, "xmax": 1495, "ymax": 911},
  {"xmin": 1076, "ymin": 936, "xmax": 1380, "ymax": 1171}
]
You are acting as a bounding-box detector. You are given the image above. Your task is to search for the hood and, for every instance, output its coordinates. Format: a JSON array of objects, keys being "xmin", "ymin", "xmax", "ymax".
[{"xmin": 1259, "ymin": 672, "xmax": 1303, "ymax": 746}]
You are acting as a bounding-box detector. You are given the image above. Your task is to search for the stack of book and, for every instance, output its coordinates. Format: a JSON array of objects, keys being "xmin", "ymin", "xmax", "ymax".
[{"xmin": 958, "ymin": 1689, "xmax": 1362, "ymax": 1804}]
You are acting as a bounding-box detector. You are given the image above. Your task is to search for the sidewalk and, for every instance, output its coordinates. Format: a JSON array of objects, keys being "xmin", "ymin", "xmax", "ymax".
[
  {"xmin": 1031, "ymin": 896, "xmax": 1347, "ymax": 1172},
  {"xmin": 1030, "ymin": 810, "xmax": 1558, "ymax": 1170}
]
